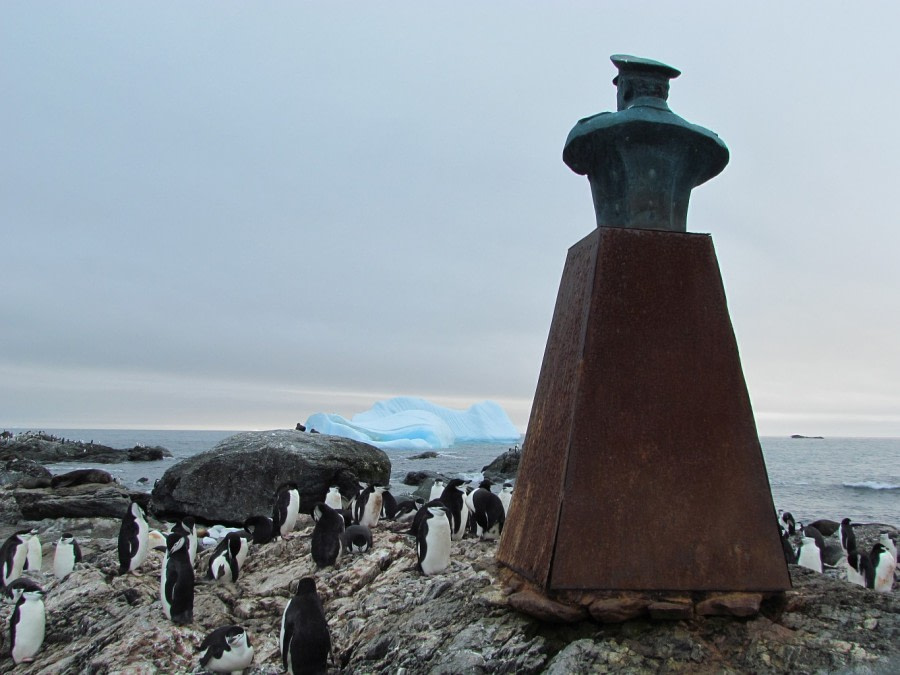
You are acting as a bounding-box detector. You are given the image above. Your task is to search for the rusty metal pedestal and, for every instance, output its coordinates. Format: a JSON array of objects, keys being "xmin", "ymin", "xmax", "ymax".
[{"xmin": 497, "ymin": 227, "xmax": 790, "ymax": 619}]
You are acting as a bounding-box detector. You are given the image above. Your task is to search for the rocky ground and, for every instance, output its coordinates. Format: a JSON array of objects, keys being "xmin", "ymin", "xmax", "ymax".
[{"xmin": 0, "ymin": 516, "xmax": 896, "ymax": 674}]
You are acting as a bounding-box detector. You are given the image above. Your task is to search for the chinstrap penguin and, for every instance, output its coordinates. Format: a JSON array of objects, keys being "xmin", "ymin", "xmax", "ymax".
[
  {"xmin": 311, "ymin": 503, "xmax": 345, "ymax": 568},
  {"xmin": 174, "ymin": 516, "xmax": 199, "ymax": 567},
  {"xmin": 273, "ymin": 482, "xmax": 301, "ymax": 539},
  {"xmin": 429, "ymin": 480, "xmax": 446, "ymax": 502},
  {"xmin": 796, "ymin": 536, "xmax": 822, "ymax": 573},
  {"xmin": 9, "ymin": 587, "xmax": 45, "ymax": 664},
  {"xmin": 499, "ymin": 483, "xmax": 514, "ymax": 516},
  {"xmin": 357, "ymin": 485, "xmax": 386, "ymax": 528},
  {"xmin": 0, "ymin": 531, "xmax": 32, "ymax": 587},
  {"xmin": 244, "ymin": 515, "xmax": 276, "ymax": 545},
  {"xmin": 208, "ymin": 535, "xmax": 242, "ymax": 584},
  {"xmin": 53, "ymin": 533, "xmax": 82, "ymax": 581},
  {"xmin": 23, "ymin": 529, "xmax": 41, "ymax": 572},
  {"xmin": 341, "ymin": 524, "xmax": 373, "ymax": 554},
  {"xmin": 160, "ymin": 532, "xmax": 194, "ymax": 624},
  {"xmin": 417, "ymin": 505, "xmax": 452, "ymax": 575},
  {"xmin": 439, "ymin": 479, "xmax": 469, "ymax": 541},
  {"xmin": 470, "ymin": 480, "xmax": 505, "ymax": 540},
  {"xmin": 118, "ymin": 500, "xmax": 150, "ymax": 575},
  {"xmin": 324, "ymin": 486, "xmax": 343, "ymax": 511},
  {"xmin": 869, "ymin": 542, "xmax": 896, "ymax": 592},
  {"xmin": 199, "ymin": 624, "xmax": 254, "ymax": 673},
  {"xmin": 280, "ymin": 577, "xmax": 331, "ymax": 675}
]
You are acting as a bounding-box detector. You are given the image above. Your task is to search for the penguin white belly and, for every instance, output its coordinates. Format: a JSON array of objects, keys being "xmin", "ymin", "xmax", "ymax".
[
  {"xmin": 420, "ymin": 517, "xmax": 451, "ymax": 575},
  {"xmin": 429, "ymin": 483, "xmax": 444, "ymax": 501},
  {"xmin": 325, "ymin": 490, "xmax": 343, "ymax": 511},
  {"xmin": 26, "ymin": 536, "xmax": 42, "ymax": 572},
  {"xmin": 844, "ymin": 560, "xmax": 865, "ymax": 587},
  {"xmin": 12, "ymin": 598, "xmax": 45, "ymax": 663},
  {"xmin": 132, "ymin": 516, "xmax": 151, "ymax": 571},
  {"xmin": 210, "ymin": 555, "xmax": 235, "ymax": 583},
  {"xmin": 499, "ymin": 491, "xmax": 512, "ymax": 516},
  {"xmin": 797, "ymin": 539, "xmax": 822, "ymax": 573},
  {"xmin": 54, "ymin": 544, "xmax": 76, "ymax": 580},
  {"xmin": 360, "ymin": 495, "xmax": 382, "ymax": 528},
  {"xmin": 873, "ymin": 552, "xmax": 896, "ymax": 592},
  {"xmin": 159, "ymin": 559, "xmax": 171, "ymax": 619},
  {"xmin": 283, "ymin": 492, "xmax": 300, "ymax": 535},
  {"xmin": 188, "ymin": 531, "xmax": 198, "ymax": 567},
  {"xmin": 206, "ymin": 640, "xmax": 254, "ymax": 673}
]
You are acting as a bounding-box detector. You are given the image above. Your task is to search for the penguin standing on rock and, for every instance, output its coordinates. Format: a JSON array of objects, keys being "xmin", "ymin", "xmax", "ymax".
[
  {"xmin": 797, "ymin": 536, "xmax": 823, "ymax": 573},
  {"xmin": 499, "ymin": 483, "xmax": 514, "ymax": 516},
  {"xmin": 840, "ymin": 518, "xmax": 857, "ymax": 554},
  {"xmin": 273, "ymin": 483, "xmax": 301, "ymax": 539},
  {"xmin": 9, "ymin": 587, "xmax": 45, "ymax": 664},
  {"xmin": 380, "ymin": 489, "xmax": 398, "ymax": 520},
  {"xmin": 778, "ymin": 510, "xmax": 796, "ymax": 535},
  {"xmin": 24, "ymin": 529, "xmax": 41, "ymax": 572},
  {"xmin": 199, "ymin": 625, "xmax": 254, "ymax": 674},
  {"xmin": 869, "ymin": 543, "xmax": 896, "ymax": 592},
  {"xmin": 471, "ymin": 481, "xmax": 506, "ymax": 540},
  {"xmin": 280, "ymin": 577, "xmax": 331, "ymax": 675},
  {"xmin": 844, "ymin": 550, "xmax": 870, "ymax": 587},
  {"xmin": 311, "ymin": 503, "xmax": 345, "ymax": 568},
  {"xmin": 439, "ymin": 479, "xmax": 469, "ymax": 541},
  {"xmin": 118, "ymin": 501, "xmax": 150, "ymax": 575},
  {"xmin": 160, "ymin": 532, "xmax": 194, "ymax": 624},
  {"xmin": 53, "ymin": 533, "xmax": 82, "ymax": 580},
  {"xmin": 417, "ymin": 505, "xmax": 451, "ymax": 575},
  {"xmin": 358, "ymin": 486, "xmax": 386, "ymax": 528},
  {"xmin": 0, "ymin": 532, "xmax": 32, "ymax": 587}
]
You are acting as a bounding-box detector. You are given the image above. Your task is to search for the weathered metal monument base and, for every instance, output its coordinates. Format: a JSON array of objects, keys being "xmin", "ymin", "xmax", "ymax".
[{"xmin": 496, "ymin": 227, "xmax": 790, "ymax": 616}]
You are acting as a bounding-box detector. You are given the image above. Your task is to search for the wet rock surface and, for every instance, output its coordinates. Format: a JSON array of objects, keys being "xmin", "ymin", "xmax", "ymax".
[{"xmin": 0, "ymin": 519, "xmax": 895, "ymax": 673}]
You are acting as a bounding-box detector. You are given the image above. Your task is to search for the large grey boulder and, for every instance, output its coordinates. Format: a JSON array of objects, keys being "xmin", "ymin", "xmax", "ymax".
[{"xmin": 150, "ymin": 430, "xmax": 391, "ymax": 524}]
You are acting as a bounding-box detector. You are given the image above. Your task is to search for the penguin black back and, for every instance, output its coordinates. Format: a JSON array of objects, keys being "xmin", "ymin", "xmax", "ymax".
[
  {"xmin": 162, "ymin": 532, "xmax": 194, "ymax": 625},
  {"xmin": 439, "ymin": 479, "xmax": 466, "ymax": 534},
  {"xmin": 311, "ymin": 503, "xmax": 344, "ymax": 569},
  {"xmin": 281, "ymin": 577, "xmax": 331, "ymax": 675},
  {"xmin": 380, "ymin": 490, "xmax": 398, "ymax": 519},
  {"xmin": 244, "ymin": 515, "xmax": 276, "ymax": 545}
]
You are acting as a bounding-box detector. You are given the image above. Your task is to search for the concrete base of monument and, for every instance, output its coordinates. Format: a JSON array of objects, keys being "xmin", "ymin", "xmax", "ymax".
[{"xmin": 499, "ymin": 566, "xmax": 784, "ymax": 624}]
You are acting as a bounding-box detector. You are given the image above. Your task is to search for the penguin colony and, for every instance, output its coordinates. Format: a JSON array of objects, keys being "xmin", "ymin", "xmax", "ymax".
[
  {"xmin": 778, "ymin": 510, "xmax": 897, "ymax": 592},
  {"xmin": 0, "ymin": 475, "xmax": 515, "ymax": 670}
]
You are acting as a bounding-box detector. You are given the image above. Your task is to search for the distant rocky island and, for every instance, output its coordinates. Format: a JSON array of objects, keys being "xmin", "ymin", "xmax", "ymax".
[
  {"xmin": 791, "ymin": 434, "xmax": 825, "ymax": 439},
  {"xmin": 0, "ymin": 430, "xmax": 172, "ymax": 464}
]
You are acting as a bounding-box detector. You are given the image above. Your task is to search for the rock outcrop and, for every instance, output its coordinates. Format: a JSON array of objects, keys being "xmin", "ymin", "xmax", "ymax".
[
  {"xmin": 0, "ymin": 520, "xmax": 896, "ymax": 673},
  {"xmin": 150, "ymin": 430, "xmax": 391, "ymax": 524},
  {"xmin": 0, "ymin": 458, "xmax": 52, "ymax": 486},
  {"xmin": 0, "ymin": 431, "xmax": 173, "ymax": 464},
  {"xmin": 2, "ymin": 480, "xmax": 137, "ymax": 522},
  {"xmin": 481, "ymin": 447, "xmax": 521, "ymax": 481}
]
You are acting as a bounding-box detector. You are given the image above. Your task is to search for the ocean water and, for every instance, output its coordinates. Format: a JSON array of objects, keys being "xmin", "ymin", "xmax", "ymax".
[{"xmin": 9, "ymin": 429, "xmax": 899, "ymax": 526}]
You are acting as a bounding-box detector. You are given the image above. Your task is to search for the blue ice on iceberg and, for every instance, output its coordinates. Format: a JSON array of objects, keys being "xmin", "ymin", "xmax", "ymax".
[{"xmin": 304, "ymin": 397, "xmax": 521, "ymax": 450}]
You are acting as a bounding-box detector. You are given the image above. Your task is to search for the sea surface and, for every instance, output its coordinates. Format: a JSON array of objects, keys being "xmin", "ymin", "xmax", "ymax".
[{"xmin": 9, "ymin": 429, "xmax": 899, "ymax": 526}]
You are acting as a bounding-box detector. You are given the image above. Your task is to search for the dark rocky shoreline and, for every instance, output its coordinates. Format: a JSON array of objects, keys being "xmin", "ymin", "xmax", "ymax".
[{"xmin": 0, "ymin": 431, "xmax": 172, "ymax": 465}]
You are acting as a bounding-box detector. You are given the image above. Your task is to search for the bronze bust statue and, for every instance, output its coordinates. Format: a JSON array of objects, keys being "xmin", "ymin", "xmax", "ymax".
[{"xmin": 563, "ymin": 54, "xmax": 729, "ymax": 232}]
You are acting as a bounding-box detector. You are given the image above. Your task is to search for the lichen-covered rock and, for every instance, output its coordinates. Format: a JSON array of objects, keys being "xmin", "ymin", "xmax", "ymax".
[{"xmin": 151, "ymin": 430, "xmax": 391, "ymax": 524}]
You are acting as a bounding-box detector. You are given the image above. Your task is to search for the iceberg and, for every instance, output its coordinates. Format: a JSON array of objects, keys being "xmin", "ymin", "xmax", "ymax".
[{"xmin": 304, "ymin": 397, "xmax": 521, "ymax": 450}]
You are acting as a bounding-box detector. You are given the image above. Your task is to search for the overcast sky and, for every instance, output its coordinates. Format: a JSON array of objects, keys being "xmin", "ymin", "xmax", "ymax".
[{"xmin": 2, "ymin": 3, "xmax": 899, "ymax": 436}]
